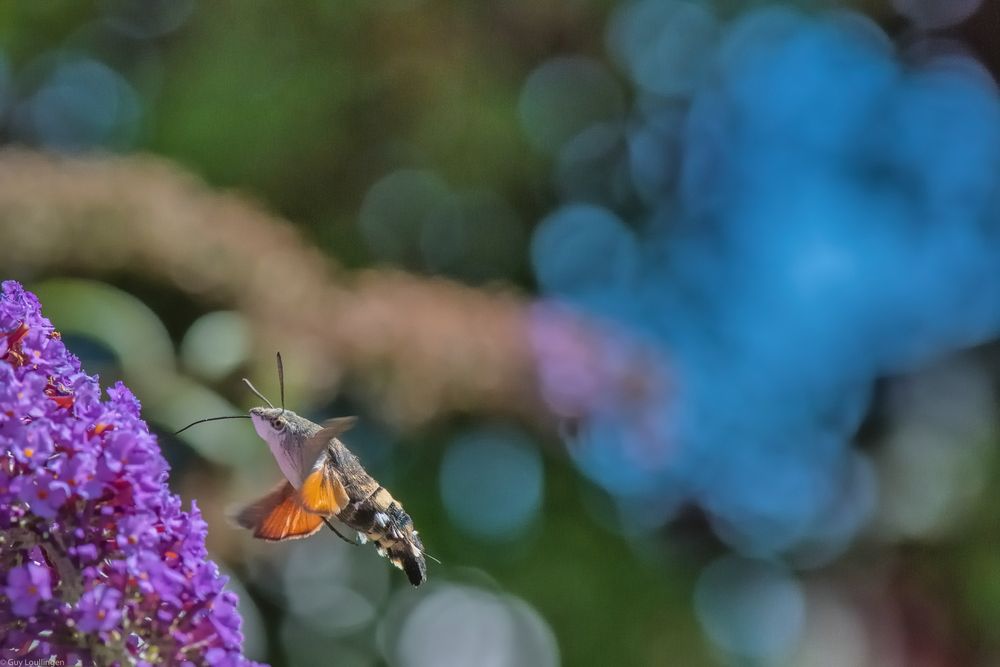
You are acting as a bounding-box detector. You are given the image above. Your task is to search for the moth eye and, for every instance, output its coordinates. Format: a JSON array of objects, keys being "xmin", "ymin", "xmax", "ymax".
[{"xmin": 270, "ymin": 418, "xmax": 284, "ymax": 430}]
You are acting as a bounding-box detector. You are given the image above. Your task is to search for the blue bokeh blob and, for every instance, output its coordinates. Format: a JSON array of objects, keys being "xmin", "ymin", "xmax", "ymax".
[
  {"xmin": 527, "ymin": 5, "xmax": 1000, "ymax": 556},
  {"xmin": 439, "ymin": 425, "xmax": 545, "ymax": 541},
  {"xmin": 694, "ymin": 556, "xmax": 805, "ymax": 659}
]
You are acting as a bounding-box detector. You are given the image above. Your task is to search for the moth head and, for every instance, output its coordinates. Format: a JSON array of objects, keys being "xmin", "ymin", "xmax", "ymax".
[
  {"xmin": 250, "ymin": 406, "xmax": 289, "ymax": 440},
  {"xmin": 250, "ymin": 407, "xmax": 312, "ymax": 443}
]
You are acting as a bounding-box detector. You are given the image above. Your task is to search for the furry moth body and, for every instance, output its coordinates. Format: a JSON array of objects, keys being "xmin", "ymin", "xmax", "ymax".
[{"xmin": 235, "ymin": 407, "xmax": 428, "ymax": 586}]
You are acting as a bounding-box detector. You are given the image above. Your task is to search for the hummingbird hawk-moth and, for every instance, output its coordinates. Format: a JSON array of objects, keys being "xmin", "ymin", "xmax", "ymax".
[{"xmin": 177, "ymin": 354, "xmax": 429, "ymax": 586}]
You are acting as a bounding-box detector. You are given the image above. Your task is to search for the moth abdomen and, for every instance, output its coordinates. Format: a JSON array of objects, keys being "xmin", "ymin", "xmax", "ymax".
[{"xmin": 338, "ymin": 485, "xmax": 427, "ymax": 586}]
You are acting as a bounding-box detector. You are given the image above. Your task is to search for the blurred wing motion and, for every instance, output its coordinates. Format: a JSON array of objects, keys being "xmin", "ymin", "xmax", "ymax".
[
  {"xmin": 298, "ymin": 451, "xmax": 351, "ymax": 515},
  {"xmin": 234, "ymin": 481, "xmax": 324, "ymax": 541},
  {"xmin": 290, "ymin": 416, "xmax": 358, "ymax": 484},
  {"xmin": 320, "ymin": 416, "xmax": 357, "ymax": 437}
]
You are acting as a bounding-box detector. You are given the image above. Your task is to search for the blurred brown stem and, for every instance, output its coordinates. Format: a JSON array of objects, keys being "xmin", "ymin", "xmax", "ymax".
[{"xmin": 0, "ymin": 150, "xmax": 659, "ymax": 428}]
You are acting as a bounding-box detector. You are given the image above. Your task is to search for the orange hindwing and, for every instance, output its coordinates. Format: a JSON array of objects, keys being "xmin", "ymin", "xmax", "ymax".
[
  {"xmin": 298, "ymin": 457, "xmax": 350, "ymax": 515},
  {"xmin": 235, "ymin": 481, "xmax": 324, "ymax": 541}
]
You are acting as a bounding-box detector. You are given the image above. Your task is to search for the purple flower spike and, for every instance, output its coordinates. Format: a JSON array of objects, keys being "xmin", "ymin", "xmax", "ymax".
[{"xmin": 0, "ymin": 281, "xmax": 263, "ymax": 665}]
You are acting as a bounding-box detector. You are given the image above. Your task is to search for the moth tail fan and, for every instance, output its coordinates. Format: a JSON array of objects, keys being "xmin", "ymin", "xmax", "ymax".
[
  {"xmin": 387, "ymin": 530, "xmax": 428, "ymax": 586},
  {"xmin": 401, "ymin": 551, "xmax": 428, "ymax": 586},
  {"xmin": 390, "ymin": 544, "xmax": 427, "ymax": 586}
]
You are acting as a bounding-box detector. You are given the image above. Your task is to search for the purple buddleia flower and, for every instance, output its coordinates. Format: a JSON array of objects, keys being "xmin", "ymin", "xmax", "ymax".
[
  {"xmin": 4, "ymin": 563, "xmax": 52, "ymax": 617},
  {"xmin": 76, "ymin": 585, "xmax": 123, "ymax": 632},
  {"xmin": 0, "ymin": 281, "xmax": 263, "ymax": 665},
  {"xmin": 11, "ymin": 475, "xmax": 70, "ymax": 519}
]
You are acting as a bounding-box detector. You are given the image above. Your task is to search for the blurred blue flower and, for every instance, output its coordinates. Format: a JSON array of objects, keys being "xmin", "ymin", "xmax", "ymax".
[{"xmin": 526, "ymin": 4, "xmax": 1000, "ymax": 557}]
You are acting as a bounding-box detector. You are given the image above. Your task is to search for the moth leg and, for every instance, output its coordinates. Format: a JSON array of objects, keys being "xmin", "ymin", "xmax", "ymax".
[{"xmin": 322, "ymin": 517, "xmax": 360, "ymax": 547}]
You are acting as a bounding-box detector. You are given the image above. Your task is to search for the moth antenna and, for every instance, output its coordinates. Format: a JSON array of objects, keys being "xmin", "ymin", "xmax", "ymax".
[
  {"xmin": 242, "ymin": 378, "xmax": 275, "ymax": 409},
  {"xmin": 276, "ymin": 351, "xmax": 286, "ymax": 412},
  {"xmin": 175, "ymin": 415, "xmax": 251, "ymax": 435}
]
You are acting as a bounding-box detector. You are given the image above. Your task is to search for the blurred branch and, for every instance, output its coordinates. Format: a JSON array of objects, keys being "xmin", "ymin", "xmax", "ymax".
[{"xmin": 0, "ymin": 149, "xmax": 661, "ymax": 428}]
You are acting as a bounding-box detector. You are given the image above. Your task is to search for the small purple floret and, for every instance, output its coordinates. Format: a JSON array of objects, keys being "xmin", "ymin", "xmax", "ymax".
[
  {"xmin": 4, "ymin": 563, "xmax": 53, "ymax": 617},
  {"xmin": 76, "ymin": 585, "xmax": 123, "ymax": 632}
]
